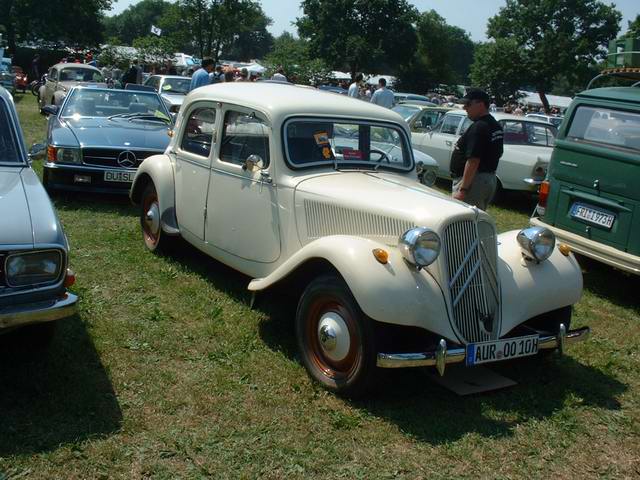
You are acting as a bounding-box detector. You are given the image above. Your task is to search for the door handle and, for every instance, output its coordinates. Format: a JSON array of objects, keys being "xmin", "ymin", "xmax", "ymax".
[{"xmin": 445, "ymin": 140, "xmax": 452, "ymax": 146}]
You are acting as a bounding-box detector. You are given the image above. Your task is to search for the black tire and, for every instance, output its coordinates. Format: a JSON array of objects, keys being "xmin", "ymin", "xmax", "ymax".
[
  {"xmin": 295, "ymin": 274, "xmax": 377, "ymax": 397},
  {"xmin": 140, "ymin": 183, "xmax": 176, "ymax": 254}
]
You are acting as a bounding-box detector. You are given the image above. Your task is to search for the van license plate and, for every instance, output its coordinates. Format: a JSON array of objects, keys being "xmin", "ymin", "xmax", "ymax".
[
  {"xmin": 104, "ymin": 170, "xmax": 135, "ymax": 183},
  {"xmin": 570, "ymin": 203, "xmax": 615, "ymax": 229},
  {"xmin": 466, "ymin": 335, "xmax": 539, "ymax": 366}
]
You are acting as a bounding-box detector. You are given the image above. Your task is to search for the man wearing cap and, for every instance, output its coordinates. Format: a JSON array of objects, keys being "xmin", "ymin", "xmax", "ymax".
[{"xmin": 450, "ymin": 89, "xmax": 503, "ymax": 210}]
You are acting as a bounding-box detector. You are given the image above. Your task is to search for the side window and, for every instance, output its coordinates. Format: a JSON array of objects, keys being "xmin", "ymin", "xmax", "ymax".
[
  {"xmin": 460, "ymin": 118, "xmax": 473, "ymax": 135},
  {"xmin": 418, "ymin": 111, "xmax": 440, "ymax": 129},
  {"xmin": 220, "ymin": 111, "xmax": 270, "ymax": 167},
  {"xmin": 440, "ymin": 115, "xmax": 462, "ymax": 135},
  {"xmin": 180, "ymin": 107, "xmax": 217, "ymax": 157},
  {"xmin": 501, "ymin": 121, "xmax": 528, "ymax": 144},
  {"xmin": 49, "ymin": 68, "xmax": 57, "ymax": 81}
]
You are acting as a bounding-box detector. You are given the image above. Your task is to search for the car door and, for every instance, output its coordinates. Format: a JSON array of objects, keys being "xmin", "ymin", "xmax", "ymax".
[
  {"xmin": 44, "ymin": 68, "xmax": 58, "ymax": 105},
  {"xmin": 174, "ymin": 102, "xmax": 218, "ymax": 240},
  {"xmin": 417, "ymin": 114, "xmax": 465, "ymax": 177},
  {"xmin": 205, "ymin": 106, "xmax": 281, "ymax": 263}
]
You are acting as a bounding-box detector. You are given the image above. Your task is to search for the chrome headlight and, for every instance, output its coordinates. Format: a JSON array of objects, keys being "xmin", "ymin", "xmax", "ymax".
[
  {"xmin": 5, "ymin": 250, "xmax": 63, "ymax": 287},
  {"xmin": 399, "ymin": 227, "xmax": 441, "ymax": 269},
  {"xmin": 517, "ymin": 227, "xmax": 555, "ymax": 262},
  {"xmin": 56, "ymin": 147, "xmax": 82, "ymax": 164}
]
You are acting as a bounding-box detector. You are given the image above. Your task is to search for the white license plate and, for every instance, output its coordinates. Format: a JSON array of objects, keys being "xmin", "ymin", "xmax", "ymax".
[
  {"xmin": 570, "ymin": 203, "xmax": 615, "ymax": 229},
  {"xmin": 466, "ymin": 335, "xmax": 539, "ymax": 366},
  {"xmin": 104, "ymin": 170, "xmax": 135, "ymax": 183}
]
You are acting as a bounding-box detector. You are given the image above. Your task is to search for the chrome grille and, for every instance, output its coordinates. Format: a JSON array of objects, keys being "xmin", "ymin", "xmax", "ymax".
[
  {"xmin": 443, "ymin": 219, "xmax": 500, "ymax": 343},
  {"xmin": 82, "ymin": 148, "xmax": 158, "ymax": 168},
  {"xmin": 304, "ymin": 200, "xmax": 413, "ymax": 241}
]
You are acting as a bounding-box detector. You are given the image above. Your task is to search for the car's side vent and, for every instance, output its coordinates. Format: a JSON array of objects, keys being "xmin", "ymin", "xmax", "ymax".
[{"xmin": 303, "ymin": 199, "xmax": 413, "ymax": 241}]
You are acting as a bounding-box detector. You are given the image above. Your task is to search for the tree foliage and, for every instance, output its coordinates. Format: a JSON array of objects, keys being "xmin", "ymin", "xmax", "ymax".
[
  {"xmin": 470, "ymin": 39, "xmax": 527, "ymax": 105},
  {"xmin": 622, "ymin": 14, "xmax": 640, "ymax": 39},
  {"xmin": 102, "ymin": 0, "xmax": 172, "ymax": 46},
  {"xmin": 480, "ymin": 0, "xmax": 621, "ymax": 110},
  {"xmin": 396, "ymin": 10, "xmax": 475, "ymax": 93},
  {"xmin": 0, "ymin": 0, "xmax": 112, "ymax": 53},
  {"xmin": 263, "ymin": 32, "xmax": 330, "ymax": 85},
  {"xmin": 296, "ymin": 0, "xmax": 417, "ymax": 77}
]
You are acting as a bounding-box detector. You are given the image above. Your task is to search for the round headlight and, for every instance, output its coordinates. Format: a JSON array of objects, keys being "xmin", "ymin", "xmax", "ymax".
[
  {"xmin": 399, "ymin": 227, "xmax": 441, "ymax": 268},
  {"xmin": 517, "ymin": 227, "xmax": 555, "ymax": 262}
]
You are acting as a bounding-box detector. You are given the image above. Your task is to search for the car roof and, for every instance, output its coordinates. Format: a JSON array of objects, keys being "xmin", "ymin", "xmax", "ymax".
[
  {"xmin": 187, "ymin": 83, "xmax": 407, "ymax": 125},
  {"xmin": 52, "ymin": 63, "xmax": 101, "ymax": 71},
  {"xmin": 447, "ymin": 109, "xmax": 555, "ymax": 125},
  {"xmin": 152, "ymin": 75, "xmax": 189, "ymax": 80},
  {"xmin": 576, "ymin": 86, "xmax": 640, "ymax": 104}
]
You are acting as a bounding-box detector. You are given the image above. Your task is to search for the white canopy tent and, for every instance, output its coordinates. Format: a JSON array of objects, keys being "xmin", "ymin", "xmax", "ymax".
[
  {"xmin": 330, "ymin": 71, "xmax": 351, "ymax": 81},
  {"xmin": 366, "ymin": 75, "xmax": 397, "ymax": 87}
]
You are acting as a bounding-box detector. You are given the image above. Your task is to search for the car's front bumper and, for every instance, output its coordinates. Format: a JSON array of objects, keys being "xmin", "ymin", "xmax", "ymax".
[
  {"xmin": 0, "ymin": 292, "xmax": 78, "ymax": 330},
  {"xmin": 376, "ymin": 324, "xmax": 590, "ymax": 375},
  {"xmin": 44, "ymin": 162, "xmax": 133, "ymax": 194},
  {"xmin": 531, "ymin": 217, "xmax": 640, "ymax": 275}
]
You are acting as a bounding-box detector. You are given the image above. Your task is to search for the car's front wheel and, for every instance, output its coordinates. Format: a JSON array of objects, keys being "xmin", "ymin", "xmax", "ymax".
[
  {"xmin": 141, "ymin": 183, "xmax": 175, "ymax": 254},
  {"xmin": 295, "ymin": 274, "xmax": 377, "ymax": 397}
]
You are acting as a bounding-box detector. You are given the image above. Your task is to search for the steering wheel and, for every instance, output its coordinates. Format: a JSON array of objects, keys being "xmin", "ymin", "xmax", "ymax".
[{"xmin": 369, "ymin": 147, "xmax": 391, "ymax": 163}]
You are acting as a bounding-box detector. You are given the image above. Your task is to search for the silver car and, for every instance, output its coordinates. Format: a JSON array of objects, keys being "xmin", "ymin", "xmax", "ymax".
[
  {"xmin": 143, "ymin": 75, "xmax": 191, "ymax": 113},
  {"xmin": 38, "ymin": 63, "xmax": 106, "ymax": 109},
  {"xmin": 0, "ymin": 87, "xmax": 77, "ymax": 347}
]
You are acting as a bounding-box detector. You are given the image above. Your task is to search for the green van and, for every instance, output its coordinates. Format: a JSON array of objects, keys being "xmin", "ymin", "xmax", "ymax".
[{"xmin": 531, "ymin": 86, "xmax": 640, "ymax": 275}]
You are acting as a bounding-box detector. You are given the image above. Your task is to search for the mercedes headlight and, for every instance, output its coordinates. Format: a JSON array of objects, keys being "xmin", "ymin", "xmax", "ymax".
[
  {"xmin": 5, "ymin": 250, "xmax": 63, "ymax": 287},
  {"xmin": 399, "ymin": 227, "xmax": 441, "ymax": 269},
  {"xmin": 517, "ymin": 227, "xmax": 555, "ymax": 262},
  {"xmin": 56, "ymin": 147, "xmax": 82, "ymax": 164}
]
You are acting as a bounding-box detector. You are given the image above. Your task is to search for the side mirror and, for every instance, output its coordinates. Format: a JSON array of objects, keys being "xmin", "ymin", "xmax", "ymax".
[
  {"xmin": 41, "ymin": 104, "xmax": 59, "ymax": 116},
  {"xmin": 29, "ymin": 143, "xmax": 46, "ymax": 161},
  {"xmin": 242, "ymin": 154, "xmax": 264, "ymax": 172}
]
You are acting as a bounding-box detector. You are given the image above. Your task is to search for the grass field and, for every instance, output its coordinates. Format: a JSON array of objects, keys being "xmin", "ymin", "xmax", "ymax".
[{"xmin": 1, "ymin": 93, "xmax": 638, "ymax": 479}]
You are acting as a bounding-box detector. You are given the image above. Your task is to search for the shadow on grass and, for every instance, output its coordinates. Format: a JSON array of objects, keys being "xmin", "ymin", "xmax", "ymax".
[
  {"xmin": 259, "ymin": 307, "xmax": 626, "ymax": 444},
  {"xmin": 577, "ymin": 254, "xmax": 640, "ymax": 313},
  {"xmin": 49, "ymin": 191, "xmax": 137, "ymax": 217},
  {"xmin": 0, "ymin": 315, "xmax": 122, "ymax": 455}
]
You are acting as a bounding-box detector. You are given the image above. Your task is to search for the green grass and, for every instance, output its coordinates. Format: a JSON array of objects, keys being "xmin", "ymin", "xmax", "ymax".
[{"xmin": 1, "ymin": 94, "xmax": 638, "ymax": 479}]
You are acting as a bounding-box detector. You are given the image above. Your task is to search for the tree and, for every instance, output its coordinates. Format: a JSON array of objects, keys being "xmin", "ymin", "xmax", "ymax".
[
  {"xmin": 485, "ymin": 0, "xmax": 621, "ymax": 112},
  {"xmin": 263, "ymin": 32, "xmax": 331, "ymax": 85},
  {"xmin": 470, "ymin": 39, "xmax": 527, "ymax": 105},
  {"xmin": 221, "ymin": 14, "xmax": 274, "ymax": 60},
  {"xmin": 396, "ymin": 10, "xmax": 475, "ymax": 93},
  {"xmin": 296, "ymin": 0, "xmax": 417, "ymax": 78},
  {"xmin": 102, "ymin": 0, "xmax": 173, "ymax": 46},
  {"xmin": 622, "ymin": 14, "xmax": 640, "ymax": 39},
  {"xmin": 0, "ymin": 0, "xmax": 112, "ymax": 53}
]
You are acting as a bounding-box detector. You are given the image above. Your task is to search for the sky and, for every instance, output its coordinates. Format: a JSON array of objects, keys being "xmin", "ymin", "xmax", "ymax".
[{"xmin": 108, "ymin": 0, "xmax": 639, "ymax": 42}]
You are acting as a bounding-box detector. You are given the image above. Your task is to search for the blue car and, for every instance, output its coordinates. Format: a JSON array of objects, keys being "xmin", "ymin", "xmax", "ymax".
[
  {"xmin": 0, "ymin": 86, "xmax": 77, "ymax": 348},
  {"xmin": 40, "ymin": 86, "xmax": 173, "ymax": 194}
]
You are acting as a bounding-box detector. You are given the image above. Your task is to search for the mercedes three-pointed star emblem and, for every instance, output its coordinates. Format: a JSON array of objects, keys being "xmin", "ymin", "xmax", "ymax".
[{"xmin": 117, "ymin": 150, "xmax": 137, "ymax": 168}]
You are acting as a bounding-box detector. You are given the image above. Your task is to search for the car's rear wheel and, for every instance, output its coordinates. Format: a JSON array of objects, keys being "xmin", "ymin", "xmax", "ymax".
[
  {"xmin": 295, "ymin": 274, "xmax": 377, "ymax": 397},
  {"xmin": 141, "ymin": 183, "xmax": 175, "ymax": 254}
]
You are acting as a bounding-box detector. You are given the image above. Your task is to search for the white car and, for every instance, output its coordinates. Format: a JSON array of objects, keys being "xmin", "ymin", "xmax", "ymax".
[
  {"xmin": 413, "ymin": 110, "xmax": 558, "ymax": 192},
  {"xmin": 144, "ymin": 75, "xmax": 191, "ymax": 113},
  {"xmin": 526, "ymin": 113, "xmax": 564, "ymax": 128},
  {"xmin": 130, "ymin": 83, "xmax": 588, "ymax": 396}
]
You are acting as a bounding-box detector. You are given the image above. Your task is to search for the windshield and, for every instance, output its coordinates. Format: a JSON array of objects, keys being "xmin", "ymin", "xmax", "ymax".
[
  {"xmin": 501, "ymin": 120, "xmax": 557, "ymax": 147},
  {"xmin": 285, "ymin": 119, "xmax": 412, "ymax": 170},
  {"xmin": 0, "ymin": 99, "xmax": 22, "ymax": 164},
  {"xmin": 61, "ymin": 89, "xmax": 169, "ymax": 120},
  {"xmin": 161, "ymin": 77, "xmax": 191, "ymax": 94},
  {"xmin": 59, "ymin": 67, "xmax": 104, "ymax": 83},
  {"xmin": 392, "ymin": 105, "xmax": 420, "ymax": 121}
]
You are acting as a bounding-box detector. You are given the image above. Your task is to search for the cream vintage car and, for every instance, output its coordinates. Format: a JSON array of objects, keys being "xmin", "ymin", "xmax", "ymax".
[{"xmin": 130, "ymin": 83, "xmax": 589, "ymax": 396}]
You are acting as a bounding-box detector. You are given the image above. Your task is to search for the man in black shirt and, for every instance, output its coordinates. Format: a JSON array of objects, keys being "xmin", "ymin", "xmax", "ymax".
[{"xmin": 450, "ymin": 89, "xmax": 503, "ymax": 210}]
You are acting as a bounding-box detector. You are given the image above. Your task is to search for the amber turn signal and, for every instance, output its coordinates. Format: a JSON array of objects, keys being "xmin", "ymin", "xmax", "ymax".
[
  {"xmin": 64, "ymin": 268, "xmax": 76, "ymax": 287},
  {"xmin": 372, "ymin": 248, "xmax": 389, "ymax": 264},
  {"xmin": 558, "ymin": 243, "xmax": 571, "ymax": 256}
]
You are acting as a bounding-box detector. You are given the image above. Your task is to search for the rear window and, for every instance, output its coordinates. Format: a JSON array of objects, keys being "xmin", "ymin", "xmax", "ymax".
[
  {"xmin": 567, "ymin": 106, "xmax": 640, "ymax": 153},
  {"xmin": 285, "ymin": 119, "xmax": 411, "ymax": 170}
]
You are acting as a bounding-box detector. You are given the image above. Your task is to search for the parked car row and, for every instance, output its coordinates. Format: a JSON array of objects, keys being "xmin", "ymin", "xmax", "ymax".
[{"xmin": 3, "ymin": 81, "xmax": 593, "ymax": 397}]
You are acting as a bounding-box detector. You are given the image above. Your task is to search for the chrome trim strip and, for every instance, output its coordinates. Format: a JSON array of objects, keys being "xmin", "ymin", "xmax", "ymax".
[
  {"xmin": 44, "ymin": 162, "xmax": 136, "ymax": 172},
  {"xmin": 376, "ymin": 327, "xmax": 590, "ymax": 369},
  {"xmin": 0, "ymin": 292, "xmax": 78, "ymax": 329},
  {"xmin": 523, "ymin": 178, "xmax": 544, "ymax": 185}
]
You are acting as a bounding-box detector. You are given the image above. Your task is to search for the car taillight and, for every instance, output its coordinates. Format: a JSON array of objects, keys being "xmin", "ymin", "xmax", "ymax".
[
  {"xmin": 47, "ymin": 145, "xmax": 57, "ymax": 162},
  {"xmin": 538, "ymin": 180, "xmax": 550, "ymax": 208}
]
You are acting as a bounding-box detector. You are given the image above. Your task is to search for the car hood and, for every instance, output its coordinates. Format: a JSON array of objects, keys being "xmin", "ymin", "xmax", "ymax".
[
  {"xmin": 55, "ymin": 116, "xmax": 171, "ymax": 150},
  {"xmin": 0, "ymin": 167, "xmax": 64, "ymax": 247},
  {"xmin": 161, "ymin": 93, "xmax": 185, "ymax": 105},
  {"xmin": 294, "ymin": 171, "xmax": 486, "ymax": 245}
]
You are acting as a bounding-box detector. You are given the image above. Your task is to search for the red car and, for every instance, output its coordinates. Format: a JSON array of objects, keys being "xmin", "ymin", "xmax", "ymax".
[{"xmin": 12, "ymin": 66, "xmax": 28, "ymax": 93}]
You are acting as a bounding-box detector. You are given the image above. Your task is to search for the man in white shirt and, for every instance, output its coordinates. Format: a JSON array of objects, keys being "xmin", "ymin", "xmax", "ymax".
[
  {"xmin": 348, "ymin": 73, "xmax": 363, "ymax": 98},
  {"xmin": 370, "ymin": 78, "xmax": 394, "ymax": 108}
]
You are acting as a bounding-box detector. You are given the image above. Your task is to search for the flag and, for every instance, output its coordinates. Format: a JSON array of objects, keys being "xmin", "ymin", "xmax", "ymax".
[{"xmin": 150, "ymin": 25, "xmax": 162, "ymax": 36}]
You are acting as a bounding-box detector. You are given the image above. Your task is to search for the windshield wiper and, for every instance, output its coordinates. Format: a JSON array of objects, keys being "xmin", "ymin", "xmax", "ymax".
[{"xmin": 127, "ymin": 113, "xmax": 171, "ymax": 123}]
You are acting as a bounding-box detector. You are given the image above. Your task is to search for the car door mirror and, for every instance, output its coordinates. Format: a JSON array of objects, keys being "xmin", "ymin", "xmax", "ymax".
[
  {"xmin": 41, "ymin": 104, "xmax": 59, "ymax": 116},
  {"xmin": 243, "ymin": 154, "xmax": 264, "ymax": 172},
  {"xmin": 28, "ymin": 143, "xmax": 46, "ymax": 162}
]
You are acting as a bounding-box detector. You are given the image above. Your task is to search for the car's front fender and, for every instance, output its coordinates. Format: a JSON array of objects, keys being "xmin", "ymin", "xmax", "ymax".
[
  {"xmin": 248, "ymin": 235, "xmax": 458, "ymax": 341},
  {"xmin": 130, "ymin": 154, "xmax": 179, "ymax": 235}
]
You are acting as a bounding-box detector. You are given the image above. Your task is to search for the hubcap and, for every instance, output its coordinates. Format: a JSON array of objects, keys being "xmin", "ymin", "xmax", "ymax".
[
  {"xmin": 145, "ymin": 203, "xmax": 160, "ymax": 237},
  {"xmin": 317, "ymin": 312, "xmax": 351, "ymax": 362}
]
